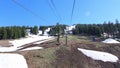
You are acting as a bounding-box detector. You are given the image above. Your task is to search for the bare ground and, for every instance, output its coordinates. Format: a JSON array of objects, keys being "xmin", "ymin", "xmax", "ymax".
[{"xmin": 0, "ymin": 40, "xmax": 12, "ymax": 47}]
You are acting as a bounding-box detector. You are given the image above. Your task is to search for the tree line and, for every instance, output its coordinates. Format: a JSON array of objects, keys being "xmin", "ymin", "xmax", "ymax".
[
  {"xmin": 0, "ymin": 26, "xmax": 26, "ymax": 39},
  {"xmin": 29, "ymin": 26, "xmax": 38, "ymax": 35},
  {"xmin": 0, "ymin": 24, "xmax": 66, "ymax": 40},
  {"xmin": 1, "ymin": 19, "xmax": 120, "ymax": 40},
  {"xmin": 0, "ymin": 26, "xmax": 41, "ymax": 40},
  {"xmin": 38, "ymin": 24, "xmax": 66, "ymax": 36},
  {"xmin": 49, "ymin": 24, "xmax": 66, "ymax": 36},
  {"xmin": 73, "ymin": 19, "xmax": 120, "ymax": 38}
]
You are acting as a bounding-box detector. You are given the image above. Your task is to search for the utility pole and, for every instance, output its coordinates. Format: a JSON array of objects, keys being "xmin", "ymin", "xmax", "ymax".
[
  {"xmin": 65, "ymin": 33, "xmax": 68, "ymax": 46},
  {"xmin": 65, "ymin": 26, "xmax": 68, "ymax": 46},
  {"xmin": 56, "ymin": 22, "xmax": 60, "ymax": 45}
]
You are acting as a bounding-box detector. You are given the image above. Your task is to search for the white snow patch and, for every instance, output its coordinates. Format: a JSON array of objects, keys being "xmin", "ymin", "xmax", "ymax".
[
  {"xmin": 0, "ymin": 47, "xmax": 17, "ymax": 52},
  {"xmin": 0, "ymin": 53, "xmax": 28, "ymax": 68},
  {"xmin": 37, "ymin": 30, "xmax": 42, "ymax": 35},
  {"xmin": 0, "ymin": 46, "xmax": 43, "ymax": 52},
  {"xmin": 65, "ymin": 25, "xmax": 76, "ymax": 34},
  {"xmin": 45, "ymin": 28, "xmax": 51, "ymax": 32},
  {"xmin": 9, "ymin": 35, "xmax": 53, "ymax": 47},
  {"xmin": 0, "ymin": 34, "xmax": 53, "ymax": 52},
  {"xmin": 78, "ymin": 48, "xmax": 119, "ymax": 62},
  {"xmin": 44, "ymin": 28, "xmax": 51, "ymax": 36},
  {"xmin": 20, "ymin": 47, "xmax": 43, "ymax": 51},
  {"xmin": 33, "ymin": 38, "xmax": 54, "ymax": 44},
  {"xmin": 102, "ymin": 38, "xmax": 120, "ymax": 44},
  {"xmin": 66, "ymin": 25, "xmax": 75, "ymax": 31}
]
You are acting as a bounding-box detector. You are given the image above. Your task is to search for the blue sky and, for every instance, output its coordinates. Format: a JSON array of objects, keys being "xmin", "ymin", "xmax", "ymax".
[{"xmin": 0, "ymin": 0, "xmax": 120, "ymax": 26}]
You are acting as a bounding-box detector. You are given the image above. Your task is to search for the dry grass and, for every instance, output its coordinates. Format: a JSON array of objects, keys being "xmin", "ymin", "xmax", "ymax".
[
  {"xmin": 19, "ymin": 47, "xmax": 58, "ymax": 68},
  {"xmin": 0, "ymin": 40, "xmax": 12, "ymax": 47}
]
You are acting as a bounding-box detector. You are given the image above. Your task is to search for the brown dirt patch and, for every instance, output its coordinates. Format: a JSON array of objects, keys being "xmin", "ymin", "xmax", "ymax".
[{"xmin": 0, "ymin": 40, "xmax": 12, "ymax": 47}]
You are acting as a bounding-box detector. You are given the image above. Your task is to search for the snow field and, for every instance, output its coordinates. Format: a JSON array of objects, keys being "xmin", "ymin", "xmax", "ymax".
[
  {"xmin": 20, "ymin": 47, "xmax": 43, "ymax": 51},
  {"xmin": 102, "ymin": 38, "xmax": 120, "ymax": 44},
  {"xmin": 0, "ymin": 47, "xmax": 17, "ymax": 52},
  {"xmin": 78, "ymin": 48, "xmax": 119, "ymax": 62},
  {"xmin": 9, "ymin": 35, "xmax": 53, "ymax": 47},
  {"xmin": 0, "ymin": 53, "xmax": 28, "ymax": 68},
  {"xmin": 0, "ymin": 35, "xmax": 53, "ymax": 52}
]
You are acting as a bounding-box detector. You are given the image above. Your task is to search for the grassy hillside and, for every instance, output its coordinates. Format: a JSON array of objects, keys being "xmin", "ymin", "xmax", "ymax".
[{"xmin": 18, "ymin": 35, "xmax": 120, "ymax": 68}]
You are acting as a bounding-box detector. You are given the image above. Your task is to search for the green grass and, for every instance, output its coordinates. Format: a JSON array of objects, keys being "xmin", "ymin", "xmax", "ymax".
[
  {"xmin": 23, "ymin": 47, "xmax": 58, "ymax": 68},
  {"xmin": 60, "ymin": 35, "xmax": 109, "ymax": 49},
  {"xmin": 39, "ymin": 47, "xmax": 57, "ymax": 61},
  {"xmin": 60, "ymin": 35, "xmax": 91, "ymax": 44},
  {"xmin": 37, "ymin": 47, "xmax": 57, "ymax": 68}
]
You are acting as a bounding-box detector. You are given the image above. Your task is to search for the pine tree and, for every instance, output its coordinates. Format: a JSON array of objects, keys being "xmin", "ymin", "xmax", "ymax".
[
  {"xmin": 33, "ymin": 26, "xmax": 38, "ymax": 35},
  {"xmin": 3, "ymin": 27, "xmax": 7, "ymax": 39},
  {"xmin": 56, "ymin": 23, "xmax": 60, "ymax": 45},
  {"xmin": 21, "ymin": 26, "xmax": 26, "ymax": 37}
]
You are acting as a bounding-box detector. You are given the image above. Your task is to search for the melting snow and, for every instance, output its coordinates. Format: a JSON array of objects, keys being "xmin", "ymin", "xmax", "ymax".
[
  {"xmin": 102, "ymin": 38, "xmax": 120, "ymax": 44},
  {"xmin": 0, "ymin": 47, "xmax": 17, "ymax": 52},
  {"xmin": 0, "ymin": 35, "xmax": 53, "ymax": 52},
  {"xmin": 0, "ymin": 53, "xmax": 28, "ymax": 68},
  {"xmin": 0, "ymin": 34, "xmax": 54, "ymax": 68},
  {"xmin": 78, "ymin": 48, "xmax": 119, "ymax": 62},
  {"xmin": 33, "ymin": 38, "xmax": 54, "ymax": 44},
  {"xmin": 9, "ymin": 35, "xmax": 53, "ymax": 47},
  {"xmin": 66, "ymin": 25, "xmax": 75, "ymax": 31},
  {"xmin": 44, "ymin": 28, "xmax": 51, "ymax": 36},
  {"xmin": 20, "ymin": 47, "xmax": 43, "ymax": 51},
  {"xmin": 37, "ymin": 30, "xmax": 42, "ymax": 35}
]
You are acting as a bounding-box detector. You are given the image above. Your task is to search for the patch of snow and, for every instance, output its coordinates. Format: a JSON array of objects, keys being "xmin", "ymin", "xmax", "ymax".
[
  {"xmin": 66, "ymin": 25, "xmax": 75, "ymax": 31},
  {"xmin": 0, "ymin": 53, "xmax": 28, "ymax": 68},
  {"xmin": 0, "ymin": 47, "xmax": 17, "ymax": 52},
  {"xmin": 9, "ymin": 35, "xmax": 53, "ymax": 47},
  {"xmin": 45, "ymin": 28, "xmax": 51, "ymax": 32},
  {"xmin": 65, "ymin": 25, "xmax": 76, "ymax": 34},
  {"xmin": 0, "ymin": 34, "xmax": 53, "ymax": 52},
  {"xmin": 20, "ymin": 47, "xmax": 43, "ymax": 51},
  {"xmin": 78, "ymin": 48, "xmax": 119, "ymax": 62},
  {"xmin": 37, "ymin": 30, "xmax": 42, "ymax": 35},
  {"xmin": 102, "ymin": 38, "xmax": 120, "ymax": 44},
  {"xmin": 33, "ymin": 38, "xmax": 54, "ymax": 44},
  {"xmin": 44, "ymin": 28, "xmax": 51, "ymax": 36}
]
